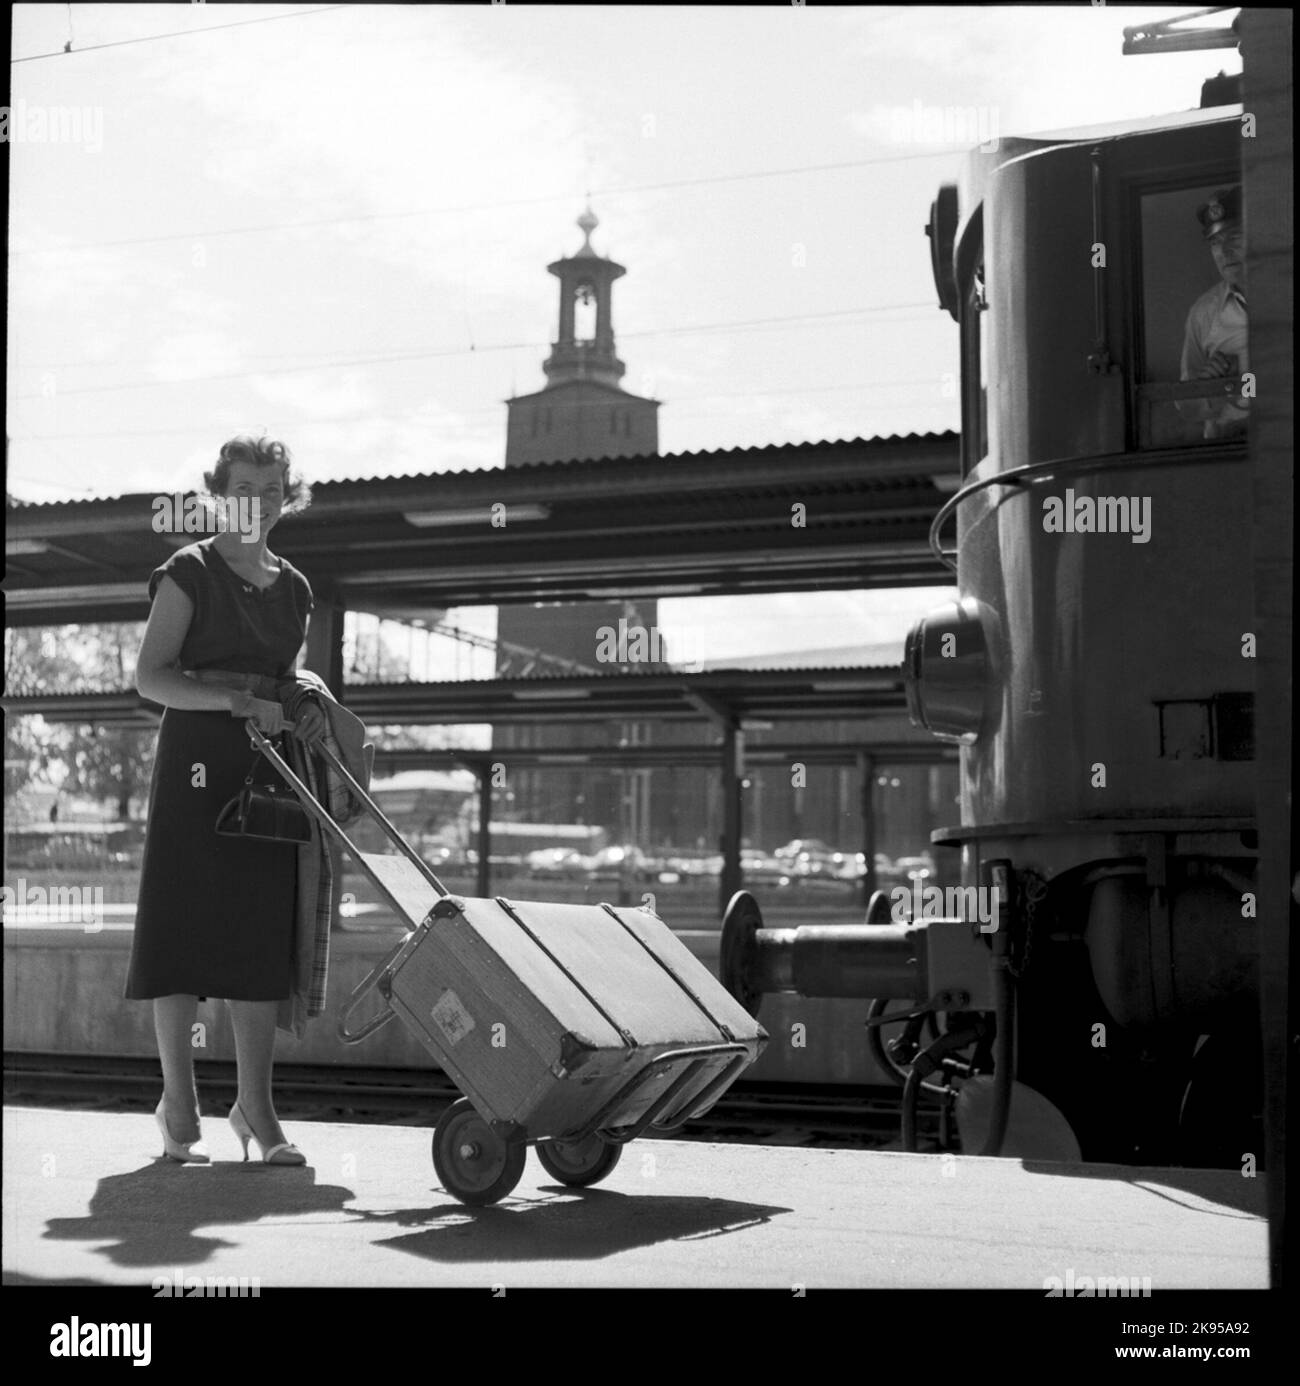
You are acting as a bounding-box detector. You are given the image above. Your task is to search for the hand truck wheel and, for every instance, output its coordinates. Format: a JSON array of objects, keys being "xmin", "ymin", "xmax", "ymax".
[
  {"xmin": 535, "ymin": 1132, "xmax": 624, "ymax": 1187},
  {"xmin": 432, "ymin": 1098, "xmax": 525, "ymax": 1206}
]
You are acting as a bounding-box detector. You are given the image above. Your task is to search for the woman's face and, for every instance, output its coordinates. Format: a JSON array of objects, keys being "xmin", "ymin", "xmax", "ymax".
[{"xmin": 223, "ymin": 459, "xmax": 286, "ymax": 539}]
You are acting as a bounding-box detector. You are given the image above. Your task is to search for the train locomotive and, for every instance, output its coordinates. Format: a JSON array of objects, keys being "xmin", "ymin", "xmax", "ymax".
[{"xmin": 722, "ymin": 83, "xmax": 1262, "ymax": 1166}]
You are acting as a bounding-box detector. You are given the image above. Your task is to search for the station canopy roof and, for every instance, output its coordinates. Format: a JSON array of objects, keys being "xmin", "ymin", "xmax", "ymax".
[
  {"xmin": 4, "ymin": 434, "xmax": 959, "ymax": 743},
  {"xmin": 5, "ymin": 432, "xmax": 959, "ymax": 626}
]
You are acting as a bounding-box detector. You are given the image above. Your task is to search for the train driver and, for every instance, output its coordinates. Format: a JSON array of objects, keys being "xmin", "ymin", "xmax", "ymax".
[{"xmin": 1178, "ymin": 186, "xmax": 1250, "ymax": 440}]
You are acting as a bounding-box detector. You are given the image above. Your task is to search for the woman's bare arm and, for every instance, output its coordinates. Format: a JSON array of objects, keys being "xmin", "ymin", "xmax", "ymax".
[{"xmin": 135, "ymin": 575, "xmax": 238, "ymax": 711}]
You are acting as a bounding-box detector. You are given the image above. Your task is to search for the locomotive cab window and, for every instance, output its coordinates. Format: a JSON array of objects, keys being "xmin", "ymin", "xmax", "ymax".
[{"xmin": 1136, "ymin": 181, "xmax": 1249, "ymax": 447}]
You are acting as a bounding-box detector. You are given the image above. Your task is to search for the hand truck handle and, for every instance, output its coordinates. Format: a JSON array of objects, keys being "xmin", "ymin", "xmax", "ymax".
[
  {"xmin": 337, "ymin": 934, "xmax": 410, "ymax": 1044},
  {"xmin": 246, "ymin": 718, "xmax": 449, "ymax": 900},
  {"xmin": 310, "ymin": 737, "xmax": 449, "ymax": 898}
]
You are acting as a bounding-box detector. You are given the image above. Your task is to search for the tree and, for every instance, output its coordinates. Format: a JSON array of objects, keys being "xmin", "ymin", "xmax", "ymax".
[{"xmin": 4, "ymin": 623, "xmax": 153, "ymax": 819}]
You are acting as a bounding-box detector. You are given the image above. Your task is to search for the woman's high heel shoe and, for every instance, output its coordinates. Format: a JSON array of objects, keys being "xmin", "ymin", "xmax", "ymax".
[
  {"xmin": 229, "ymin": 1102, "xmax": 306, "ymax": 1166},
  {"xmin": 155, "ymin": 1099, "xmax": 210, "ymax": 1164}
]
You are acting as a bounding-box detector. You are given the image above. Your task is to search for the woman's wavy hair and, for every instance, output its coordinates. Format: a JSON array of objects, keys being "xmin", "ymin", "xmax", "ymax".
[{"xmin": 203, "ymin": 434, "xmax": 312, "ymax": 515}]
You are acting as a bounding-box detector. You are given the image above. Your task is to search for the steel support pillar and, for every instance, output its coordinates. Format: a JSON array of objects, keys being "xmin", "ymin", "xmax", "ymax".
[
  {"xmin": 858, "ymin": 752, "xmax": 876, "ymax": 908},
  {"xmin": 302, "ymin": 579, "xmax": 345, "ymax": 696},
  {"xmin": 719, "ymin": 716, "xmax": 744, "ymax": 915},
  {"xmin": 476, "ymin": 766, "xmax": 492, "ymax": 899}
]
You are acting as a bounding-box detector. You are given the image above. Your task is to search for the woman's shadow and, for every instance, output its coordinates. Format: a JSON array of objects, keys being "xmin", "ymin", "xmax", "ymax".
[
  {"xmin": 44, "ymin": 1159, "xmax": 795, "ymax": 1278},
  {"xmin": 44, "ymin": 1158, "xmax": 353, "ymax": 1271}
]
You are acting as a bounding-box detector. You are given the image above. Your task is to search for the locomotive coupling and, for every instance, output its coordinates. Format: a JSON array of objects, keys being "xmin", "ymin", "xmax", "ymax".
[{"xmin": 719, "ymin": 889, "xmax": 997, "ymax": 1018}]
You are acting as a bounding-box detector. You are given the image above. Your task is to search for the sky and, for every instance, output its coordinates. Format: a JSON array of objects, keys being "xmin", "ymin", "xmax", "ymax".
[{"xmin": 6, "ymin": 3, "xmax": 1238, "ymax": 662}]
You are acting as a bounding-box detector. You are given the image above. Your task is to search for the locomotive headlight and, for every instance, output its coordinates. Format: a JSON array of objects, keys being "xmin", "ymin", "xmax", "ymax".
[{"xmin": 903, "ymin": 596, "xmax": 996, "ymax": 744}]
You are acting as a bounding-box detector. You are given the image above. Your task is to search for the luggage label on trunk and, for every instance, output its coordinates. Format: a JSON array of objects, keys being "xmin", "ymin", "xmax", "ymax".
[{"xmin": 430, "ymin": 988, "xmax": 476, "ymax": 1046}]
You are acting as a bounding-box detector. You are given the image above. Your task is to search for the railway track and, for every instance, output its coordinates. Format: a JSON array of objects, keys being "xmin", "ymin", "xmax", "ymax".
[{"xmin": 4, "ymin": 1053, "xmax": 939, "ymax": 1149}]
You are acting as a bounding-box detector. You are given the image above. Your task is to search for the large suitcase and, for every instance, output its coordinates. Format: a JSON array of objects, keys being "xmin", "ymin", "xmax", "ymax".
[
  {"xmin": 355, "ymin": 892, "xmax": 767, "ymax": 1141},
  {"xmin": 245, "ymin": 722, "xmax": 768, "ymax": 1203}
]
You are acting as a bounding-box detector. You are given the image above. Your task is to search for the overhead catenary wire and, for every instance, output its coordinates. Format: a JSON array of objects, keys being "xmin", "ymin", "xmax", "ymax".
[
  {"xmin": 7, "ymin": 13, "xmax": 966, "ymax": 498},
  {"xmin": 10, "ymin": 5, "xmax": 353, "ymax": 63},
  {"xmin": 16, "ymin": 303, "xmax": 939, "ymax": 372},
  {"xmin": 11, "ymin": 304, "xmax": 938, "ymax": 401},
  {"xmin": 10, "ymin": 147, "xmax": 969, "ymax": 258},
  {"xmin": 8, "ymin": 378, "xmax": 958, "ymax": 444}
]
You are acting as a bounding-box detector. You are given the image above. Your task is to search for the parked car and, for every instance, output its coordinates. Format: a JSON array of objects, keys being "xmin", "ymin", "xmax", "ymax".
[
  {"xmin": 525, "ymin": 847, "xmax": 588, "ymax": 879},
  {"xmin": 740, "ymin": 851, "xmax": 795, "ymax": 886},
  {"xmin": 774, "ymin": 838, "xmax": 844, "ymax": 878},
  {"xmin": 893, "ymin": 854, "xmax": 936, "ymax": 882},
  {"xmin": 584, "ymin": 844, "xmax": 653, "ymax": 882},
  {"xmin": 829, "ymin": 852, "xmax": 869, "ymax": 882}
]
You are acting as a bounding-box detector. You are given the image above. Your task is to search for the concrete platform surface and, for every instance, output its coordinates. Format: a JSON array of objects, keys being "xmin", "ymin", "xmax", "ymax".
[{"xmin": 3, "ymin": 1105, "xmax": 1268, "ymax": 1290}]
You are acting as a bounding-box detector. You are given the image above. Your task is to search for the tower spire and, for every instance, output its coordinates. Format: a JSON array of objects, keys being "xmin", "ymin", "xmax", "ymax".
[{"xmin": 576, "ymin": 203, "xmax": 598, "ymax": 254}]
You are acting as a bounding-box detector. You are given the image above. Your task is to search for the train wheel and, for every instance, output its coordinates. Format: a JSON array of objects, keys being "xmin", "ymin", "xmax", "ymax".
[
  {"xmin": 432, "ymin": 1098, "xmax": 525, "ymax": 1206},
  {"xmin": 536, "ymin": 1133, "xmax": 624, "ymax": 1187}
]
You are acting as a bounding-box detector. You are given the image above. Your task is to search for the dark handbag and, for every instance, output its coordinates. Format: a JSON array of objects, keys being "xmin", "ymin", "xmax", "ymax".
[{"xmin": 215, "ymin": 747, "xmax": 313, "ymax": 845}]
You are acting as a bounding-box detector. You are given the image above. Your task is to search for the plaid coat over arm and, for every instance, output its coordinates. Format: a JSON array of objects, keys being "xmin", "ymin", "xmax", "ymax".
[{"xmin": 275, "ymin": 670, "xmax": 374, "ymax": 1038}]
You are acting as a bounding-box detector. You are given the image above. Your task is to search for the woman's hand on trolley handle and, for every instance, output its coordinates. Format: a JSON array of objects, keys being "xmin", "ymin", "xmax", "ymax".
[
  {"xmin": 229, "ymin": 691, "xmax": 289, "ymax": 737},
  {"xmin": 230, "ymin": 689, "xmax": 326, "ymax": 744},
  {"xmin": 287, "ymin": 701, "xmax": 327, "ymax": 747}
]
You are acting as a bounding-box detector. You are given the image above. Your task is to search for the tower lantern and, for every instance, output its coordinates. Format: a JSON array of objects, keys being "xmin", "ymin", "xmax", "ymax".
[{"xmin": 543, "ymin": 207, "xmax": 628, "ymax": 389}]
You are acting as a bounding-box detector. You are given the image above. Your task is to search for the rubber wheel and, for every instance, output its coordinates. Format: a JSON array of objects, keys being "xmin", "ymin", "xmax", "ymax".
[
  {"xmin": 432, "ymin": 1098, "xmax": 526, "ymax": 1206},
  {"xmin": 535, "ymin": 1133, "xmax": 624, "ymax": 1187}
]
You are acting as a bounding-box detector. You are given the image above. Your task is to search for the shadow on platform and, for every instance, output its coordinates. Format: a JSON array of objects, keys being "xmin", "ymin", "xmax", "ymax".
[
  {"xmin": 43, "ymin": 1160, "xmax": 353, "ymax": 1271},
  {"xmin": 4, "ymin": 1270, "xmax": 117, "ymax": 1287},
  {"xmin": 353, "ymin": 1186, "xmax": 794, "ymax": 1265},
  {"xmin": 40, "ymin": 1157, "xmax": 793, "ymax": 1276},
  {"xmin": 1020, "ymin": 1161, "xmax": 1266, "ymax": 1218}
]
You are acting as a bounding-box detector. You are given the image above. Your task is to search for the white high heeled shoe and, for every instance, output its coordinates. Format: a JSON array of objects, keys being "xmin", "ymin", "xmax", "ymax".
[
  {"xmin": 228, "ymin": 1102, "xmax": 306, "ymax": 1166},
  {"xmin": 155, "ymin": 1099, "xmax": 210, "ymax": 1164}
]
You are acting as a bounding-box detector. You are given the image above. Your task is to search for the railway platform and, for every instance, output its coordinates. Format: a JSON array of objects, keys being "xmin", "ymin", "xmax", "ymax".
[{"xmin": 4, "ymin": 1103, "xmax": 1268, "ymax": 1291}]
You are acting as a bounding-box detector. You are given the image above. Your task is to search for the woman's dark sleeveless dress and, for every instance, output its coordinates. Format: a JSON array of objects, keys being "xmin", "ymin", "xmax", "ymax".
[{"xmin": 124, "ymin": 537, "xmax": 314, "ymax": 1001}]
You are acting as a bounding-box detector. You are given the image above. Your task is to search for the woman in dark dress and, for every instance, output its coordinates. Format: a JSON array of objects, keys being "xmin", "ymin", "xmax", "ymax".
[{"xmin": 126, "ymin": 435, "xmax": 326, "ymax": 1164}]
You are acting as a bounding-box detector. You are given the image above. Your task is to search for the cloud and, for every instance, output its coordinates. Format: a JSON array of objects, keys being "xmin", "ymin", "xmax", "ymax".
[
  {"xmin": 154, "ymin": 10, "xmax": 593, "ymax": 305},
  {"xmin": 149, "ymin": 331, "xmax": 247, "ymax": 384},
  {"xmin": 266, "ymin": 399, "xmax": 504, "ymax": 483},
  {"xmin": 247, "ymin": 369, "xmax": 377, "ymax": 418}
]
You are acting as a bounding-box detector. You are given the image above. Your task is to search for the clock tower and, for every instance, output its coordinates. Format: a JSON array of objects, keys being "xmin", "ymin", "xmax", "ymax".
[
  {"xmin": 495, "ymin": 212, "xmax": 665, "ymax": 835},
  {"xmin": 503, "ymin": 208, "xmax": 660, "ymax": 466}
]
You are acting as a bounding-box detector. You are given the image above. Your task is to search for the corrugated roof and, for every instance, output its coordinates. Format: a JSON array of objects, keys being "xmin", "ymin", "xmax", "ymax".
[
  {"xmin": 321, "ymin": 432, "xmax": 957, "ymax": 489},
  {"xmin": 698, "ymin": 643, "xmax": 905, "ymax": 672},
  {"xmin": 4, "ymin": 432, "xmax": 959, "ymax": 510},
  {"xmin": 357, "ymin": 662, "xmax": 906, "ymax": 681}
]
